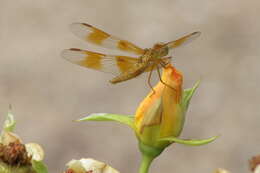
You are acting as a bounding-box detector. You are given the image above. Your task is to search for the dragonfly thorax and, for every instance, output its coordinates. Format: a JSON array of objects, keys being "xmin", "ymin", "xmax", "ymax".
[{"xmin": 151, "ymin": 43, "xmax": 169, "ymax": 58}]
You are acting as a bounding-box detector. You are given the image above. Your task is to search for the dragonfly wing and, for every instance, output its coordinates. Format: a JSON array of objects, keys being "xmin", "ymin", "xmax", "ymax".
[
  {"xmin": 165, "ymin": 31, "xmax": 201, "ymax": 49},
  {"xmin": 61, "ymin": 48, "xmax": 140, "ymax": 76},
  {"xmin": 70, "ymin": 23, "xmax": 145, "ymax": 55}
]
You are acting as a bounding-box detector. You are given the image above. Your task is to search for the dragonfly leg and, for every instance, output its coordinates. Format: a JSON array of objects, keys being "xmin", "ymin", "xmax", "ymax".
[
  {"xmin": 160, "ymin": 56, "xmax": 171, "ymax": 67},
  {"xmin": 156, "ymin": 66, "xmax": 177, "ymax": 93},
  {"xmin": 147, "ymin": 66, "xmax": 156, "ymax": 95}
]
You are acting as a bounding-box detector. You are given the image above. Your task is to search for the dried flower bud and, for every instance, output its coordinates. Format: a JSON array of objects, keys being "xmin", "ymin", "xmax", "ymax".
[
  {"xmin": 0, "ymin": 140, "xmax": 31, "ymax": 166},
  {"xmin": 250, "ymin": 155, "xmax": 260, "ymax": 173}
]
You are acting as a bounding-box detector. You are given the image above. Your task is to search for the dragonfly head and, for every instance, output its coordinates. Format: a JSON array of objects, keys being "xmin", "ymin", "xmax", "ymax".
[{"xmin": 152, "ymin": 43, "xmax": 169, "ymax": 58}]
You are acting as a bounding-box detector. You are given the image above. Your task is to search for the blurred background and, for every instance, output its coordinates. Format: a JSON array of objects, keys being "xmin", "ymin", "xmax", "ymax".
[{"xmin": 1, "ymin": 0, "xmax": 260, "ymax": 172}]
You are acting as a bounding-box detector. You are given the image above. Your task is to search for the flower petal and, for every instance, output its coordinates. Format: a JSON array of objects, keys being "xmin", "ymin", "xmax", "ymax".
[
  {"xmin": 26, "ymin": 143, "xmax": 44, "ymax": 161},
  {"xmin": 67, "ymin": 158, "xmax": 120, "ymax": 173},
  {"xmin": 214, "ymin": 168, "xmax": 231, "ymax": 173},
  {"xmin": 1, "ymin": 131, "xmax": 22, "ymax": 145}
]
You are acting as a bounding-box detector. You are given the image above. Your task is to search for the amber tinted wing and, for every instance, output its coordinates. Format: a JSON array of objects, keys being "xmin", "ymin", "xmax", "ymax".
[
  {"xmin": 165, "ymin": 31, "xmax": 201, "ymax": 49},
  {"xmin": 61, "ymin": 48, "xmax": 141, "ymax": 76},
  {"xmin": 70, "ymin": 23, "xmax": 145, "ymax": 55}
]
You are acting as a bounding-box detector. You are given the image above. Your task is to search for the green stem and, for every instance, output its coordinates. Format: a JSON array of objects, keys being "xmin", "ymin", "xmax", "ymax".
[
  {"xmin": 138, "ymin": 141, "xmax": 164, "ymax": 173},
  {"xmin": 139, "ymin": 154, "xmax": 154, "ymax": 173}
]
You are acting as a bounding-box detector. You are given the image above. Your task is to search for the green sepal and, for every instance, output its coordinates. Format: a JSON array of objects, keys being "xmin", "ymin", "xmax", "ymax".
[
  {"xmin": 159, "ymin": 135, "xmax": 218, "ymax": 146},
  {"xmin": 77, "ymin": 113, "xmax": 134, "ymax": 129},
  {"xmin": 3, "ymin": 107, "xmax": 16, "ymax": 133},
  {"xmin": 32, "ymin": 160, "xmax": 48, "ymax": 173},
  {"xmin": 138, "ymin": 141, "xmax": 164, "ymax": 158},
  {"xmin": 0, "ymin": 162, "xmax": 9, "ymax": 173},
  {"xmin": 1, "ymin": 107, "xmax": 16, "ymax": 144},
  {"xmin": 181, "ymin": 80, "xmax": 200, "ymax": 113}
]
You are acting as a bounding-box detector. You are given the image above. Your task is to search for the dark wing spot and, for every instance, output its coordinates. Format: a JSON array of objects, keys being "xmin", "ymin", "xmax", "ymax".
[
  {"xmin": 82, "ymin": 23, "xmax": 93, "ymax": 27},
  {"xmin": 70, "ymin": 48, "xmax": 82, "ymax": 51},
  {"xmin": 117, "ymin": 57, "xmax": 126, "ymax": 62}
]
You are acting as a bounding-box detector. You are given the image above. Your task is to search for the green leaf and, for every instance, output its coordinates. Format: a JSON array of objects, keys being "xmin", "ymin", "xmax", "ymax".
[
  {"xmin": 159, "ymin": 135, "xmax": 218, "ymax": 146},
  {"xmin": 32, "ymin": 160, "xmax": 48, "ymax": 173},
  {"xmin": 3, "ymin": 107, "xmax": 16, "ymax": 132},
  {"xmin": 77, "ymin": 113, "xmax": 134, "ymax": 129},
  {"xmin": 182, "ymin": 80, "xmax": 200, "ymax": 113}
]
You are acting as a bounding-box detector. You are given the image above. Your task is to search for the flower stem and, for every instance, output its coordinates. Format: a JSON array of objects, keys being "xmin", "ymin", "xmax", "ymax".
[{"xmin": 139, "ymin": 154, "xmax": 154, "ymax": 173}]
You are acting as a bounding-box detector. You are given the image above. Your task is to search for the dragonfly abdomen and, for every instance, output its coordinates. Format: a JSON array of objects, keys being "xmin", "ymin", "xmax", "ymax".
[{"xmin": 109, "ymin": 64, "xmax": 148, "ymax": 84}]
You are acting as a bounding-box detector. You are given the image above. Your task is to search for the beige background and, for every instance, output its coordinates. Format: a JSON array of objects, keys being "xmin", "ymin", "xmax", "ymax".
[{"xmin": 1, "ymin": 0, "xmax": 260, "ymax": 173}]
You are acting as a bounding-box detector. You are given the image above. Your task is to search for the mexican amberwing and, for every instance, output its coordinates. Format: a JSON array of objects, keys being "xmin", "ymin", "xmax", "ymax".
[{"xmin": 61, "ymin": 23, "xmax": 200, "ymax": 89}]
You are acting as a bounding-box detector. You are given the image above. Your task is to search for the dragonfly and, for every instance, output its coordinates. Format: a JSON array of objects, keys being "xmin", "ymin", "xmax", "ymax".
[{"xmin": 61, "ymin": 23, "xmax": 200, "ymax": 90}]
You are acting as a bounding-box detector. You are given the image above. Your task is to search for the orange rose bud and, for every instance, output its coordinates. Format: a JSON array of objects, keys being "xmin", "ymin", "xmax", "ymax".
[{"xmin": 134, "ymin": 64, "xmax": 184, "ymax": 149}]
